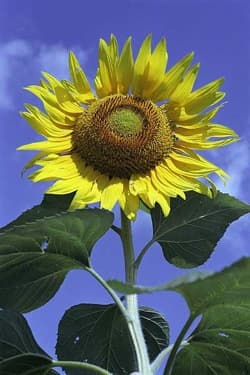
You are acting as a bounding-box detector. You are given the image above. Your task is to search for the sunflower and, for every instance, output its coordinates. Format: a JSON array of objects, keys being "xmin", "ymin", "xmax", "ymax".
[{"xmin": 18, "ymin": 35, "xmax": 238, "ymax": 220}]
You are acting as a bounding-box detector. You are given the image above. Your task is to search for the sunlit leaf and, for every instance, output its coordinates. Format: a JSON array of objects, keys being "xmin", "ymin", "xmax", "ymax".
[
  {"xmin": 173, "ymin": 258, "xmax": 250, "ymax": 314},
  {"xmin": 0, "ymin": 208, "xmax": 113, "ymax": 312},
  {"xmin": 172, "ymin": 304, "xmax": 250, "ymax": 375},
  {"xmin": 167, "ymin": 258, "xmax": 250, "ymax": 374},
  {"xmin": 151, "ymin": 191, "xmax": 250, "ymax": 268},
  {"xmin": 1, "ymin": 192, "xmax": 76, "ymax": 231}
]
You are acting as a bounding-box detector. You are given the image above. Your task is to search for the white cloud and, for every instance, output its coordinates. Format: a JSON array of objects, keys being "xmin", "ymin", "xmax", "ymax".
[
  {"xmin": 35, "ymin": 44, "xmax": 89, "ymax": 79},
  {"xmin": 212, "ymin": 139, "xmax": 250, "ymax": 201},
  {"xmin": 0, "ymin": 40, "xmax": 32, "ymax": 109},
  {"xmin": 0, "ymin": 39, "xmax": 89, "ymax": 110}
]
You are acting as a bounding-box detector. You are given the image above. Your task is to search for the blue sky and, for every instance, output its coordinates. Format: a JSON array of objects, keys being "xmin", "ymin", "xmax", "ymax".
[{"xmin": 0, "ymin": 0, "xmax": 249, "ymax": 373}]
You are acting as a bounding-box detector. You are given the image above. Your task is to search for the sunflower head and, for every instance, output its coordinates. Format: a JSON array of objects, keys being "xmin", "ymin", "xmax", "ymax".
[
  {"xmin": 18, "ymin": 34, "xmax": 238, "ymax": 220},
  {"xmin": 72, "ymin": 94, "xmax": 174, "ymax": 178}
]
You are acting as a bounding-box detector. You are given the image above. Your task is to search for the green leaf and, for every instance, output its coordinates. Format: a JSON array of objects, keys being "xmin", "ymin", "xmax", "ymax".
[
  {"xmin": 110, "ymin": 259, "xmax": 250, "ymax": 314},
  {"xmin": 140, "ymin": 306, "xmax": 169, "ymax": 362},
  {"xmin": 56, "ymin": 303, "xmax": 138, "ymax": 375},
  {"xmin": 0, "ymin": 309, "xmax": 58, "ymax": 374},
  {"xmin": 166, "ymin": 258, "xmax": 250, "ymax": 374},
  {"xmin": 172, "ymin": 257, "xmax": 250, "ymax": 314},
  {"xmin": 56, "ymin": 303, "xmax": 169, "ymax": 374},
  {"xmin": 151, "ymin": 191, "xmax": 250, "ymax": 268},
  {"xmin": 107, "ymin": 271, "xmax": 212, "ymax": 295},
  {"xmin": 41, "ymin": 192, "xmax": 76, "ymax": 210},
  {"xmin": 1, "ymin": 192, "xmax": 76, "ymax": 232},
  {"xmin": 172, "ymin": 305, "xmax": 250, "ymax": 375},
  {"xmin": 0, "ymin": 208, "xmax": 113, "ymax": 312}
]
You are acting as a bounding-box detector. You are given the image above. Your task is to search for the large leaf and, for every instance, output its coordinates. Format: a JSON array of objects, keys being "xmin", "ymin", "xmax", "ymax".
[
  {"xmin": 1, "ymin": 192, "xmax": 76, "ymax": 232},
  {"xmin": 108, "ymin": 260, "xmax": 250, "ymax": 374},
  {"xmin": 173, "ymin": 257, "xmax": 250, "ymax": 314},
  {"xmin": 140, "ymin": 306, "xmax": 169, "ymax": 363},
  {"xmin": 0, "ymin": 208, "xmax": 113, "ymax": 312},
  {"xmin": 107, "ymin": 270, "xmax": 212, "ymax": 295},
  {"xmin": 172, "ymin": 304, "xmax": 250, "ymax": 375},
  {"xmin": 167, "ymin": 258, "xmax": 250, "ymax": 374},
  {"xmin": 56, "ymin": 303, "xmax": 169, "ymax": 375},
  {"xmin": 109, "ymin": 259, "xmax": 250, "ymax": 314},
  {"xmin": 56, "ymin": 303, "xmax": 138, "ymax": 375},
  {"xmin": 0, "ymin": 309, "xmax": 58, "ymax": 374},
  {"xmin": 151, "ymin": 191, "xmax": 250, "ymax": 268}
]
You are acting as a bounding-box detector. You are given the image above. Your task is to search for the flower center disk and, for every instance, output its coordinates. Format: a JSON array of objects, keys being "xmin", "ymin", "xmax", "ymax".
[{"xmin": 73, "ymin": 94, "xmax": 174, "ymax": 178}]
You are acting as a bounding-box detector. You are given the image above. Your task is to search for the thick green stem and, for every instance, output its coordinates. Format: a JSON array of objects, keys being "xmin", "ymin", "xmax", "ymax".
[
  {"xmin": 120, "ymin": 209, "xmax": 152, "ymax": 375},
  {"xmin": 52, "ymin": 360, "xmax": 111, "ymax": 374},
  {"xmin": 164, "ymin": 315, "xmax": 195, "ymax": 375}
]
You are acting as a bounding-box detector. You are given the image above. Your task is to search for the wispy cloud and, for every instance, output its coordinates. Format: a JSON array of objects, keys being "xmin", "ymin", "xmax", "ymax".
[
  {"xmin": 0, "ymin": 40, "xmax": 32, "ymax": 109},
  {"xmin": 212, "ymin": 138, "xmax": 250, "ymax": 201},
  {"xmin": 35, "ymin": 44, "xmax": 89, "ymax": 79},
  {"xmin": 0, "ymin": 40, "xmax": 89, "ymax": 110}
]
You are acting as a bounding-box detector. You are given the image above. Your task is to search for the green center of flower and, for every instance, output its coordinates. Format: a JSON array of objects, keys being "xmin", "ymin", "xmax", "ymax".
[
  {"xmin": 109, "ymin": 108, "xmax": 144, "ymax": 135},
  {"xmin": 72, "ymin": 94, "xmax": 174, "ymax": 178}
]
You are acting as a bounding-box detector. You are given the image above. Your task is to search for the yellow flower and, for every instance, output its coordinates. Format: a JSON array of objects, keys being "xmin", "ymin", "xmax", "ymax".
[{"xmin": 18, "ymin": 35, "xmax": 238, "ymax": 220}]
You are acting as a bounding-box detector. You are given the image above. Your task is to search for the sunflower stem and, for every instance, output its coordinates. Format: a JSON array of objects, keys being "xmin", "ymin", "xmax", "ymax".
[{"xmin": 120, "ymin": 209, "xmax": 152, "ymax": 375}]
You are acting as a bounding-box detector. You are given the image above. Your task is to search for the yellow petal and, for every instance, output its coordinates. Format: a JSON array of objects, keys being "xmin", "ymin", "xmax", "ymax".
[
  {"xmin": 100, "ymin": 178, "xmax": 124, "ymax": 210},
  {"xmin": 170, "ymin": 63, "xmax": 200, "ymax": 103},
  {"xmin": 176, "ymin": 123, "xmax": 239, "ymax": 143},
  {"xmin": 69, "ymin": 52, "xmax": 92, "ymax": 94},
  {"xmin": 166, "ymin": 103, "xmax": 222, "ymax": 125},
  {"xmin": 68, "ymin": 52, "xmax": 95, "ymax": 103},
  {"xmin": 17, "ymin": 137, "xmax": 73, "ymax": 152},
  {"xmin": 46, "ymin": 176, "xmax": 83, "ymax": 194},
  {"xmin": 117, "ymin": 37, "xmax": 134, "ymax": 94},
  {"xmin": 169, "ymin": 151, "xmax": 222, "ymax": 177},
  {"xmin": 152, "ymin": 52, "xmax": 194, "ymax": 102},
  {"xmin": 153, "ymin": 167, "xmax": 186, "ymax": 199},
  {"xmin": 119, "ymin": 181, "xmax": 139, "ymax": 220},
  {"xmin": 109, "ymin": 34, "xmax": 119, "ymax": 61},
  {"xmin": 42, "ymin": 100, "xmax": 77, "ymax": 126},
  {"xmin": 69, "ymin": 176, "xmax": 101, "ymax": 210},
  {"xmin": 155, "ymin": 193, "xmax": 171, "ymax": 216},
  {"xmin": 206, "ymin": 123, "xmax": 239, "ymax": 139},
  {"xmin": 32, "ymin": 154, "xmax": 81, "ymax": 180},
  {"xmin": 95, "ymin": 37, "xmax": 118, "ymax": 97},
  {"xmin": 177, "ymin": 137, "xmax": 238, "ymax": 150},
  {"xmin": 21, "ymin": 151, "xmax": 47, "ymax": 175},
  {"xmin": 42, "ymin": 72, "xmax": 83, "ymax": 114},
  {"xmin": 184, "ymin": 78, "xmax": 225, "ymax": 114},
  {"xmin": 131, "ymin": 34, "xmax": 152, "ymax": 96},
  {"xmin": 25, "ymin": 85, "xmax": 60, "ymax": 110},
  {"xmin": 166, "ymin": 151, "xmax": 228, "ymax": 181},
  {"xmin": 139, "ymin": 178, "xmax": 171, "ymax": 216},
  {"xmin": 22, "ymin": 104, "xmax": 74, "ymax": 137},
  {"xmin": 142, "ymin": 38, "xmax": 168, "ymax": 98},
  {"xmin": 129, "ymin": 176, "xmax": 148, "ymax": 195}
]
